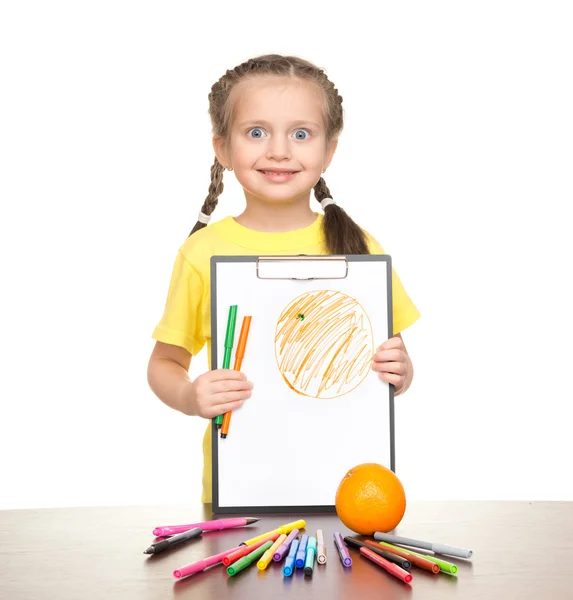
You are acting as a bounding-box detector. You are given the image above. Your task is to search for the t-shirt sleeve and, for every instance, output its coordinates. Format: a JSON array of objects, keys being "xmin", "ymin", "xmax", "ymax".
[
  {"xmin": 152, "ymin": 249, "xmax": 206, "ymax": 356},
  {"xmin": 366, "ymin": 234, "xmax": 421, "ymax": 334}
]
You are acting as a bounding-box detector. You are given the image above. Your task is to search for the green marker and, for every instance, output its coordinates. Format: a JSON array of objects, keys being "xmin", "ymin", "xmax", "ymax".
[
  {"xmin": 227, "ymin": 540, "xmax": 273, "ymax": 576},
  {"xmin": 379, "ymin": 542, "xmax": 458, "ymax": 574},
  {"xmin": 215, "ymin": 305, "xmax": 238, "ymax": 429}
]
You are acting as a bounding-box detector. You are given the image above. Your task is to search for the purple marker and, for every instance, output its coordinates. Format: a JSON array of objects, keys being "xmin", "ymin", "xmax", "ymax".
[
  {"xmin": 273, "ymin": 528, "xmax": 300, "ymax": 562},
  {"xmin": 334, "ymin": 532, "xmax": 352, "ymax": 567}
]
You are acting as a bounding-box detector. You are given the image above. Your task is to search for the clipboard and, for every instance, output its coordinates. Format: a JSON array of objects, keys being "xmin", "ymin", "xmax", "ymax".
[{"xmin": 211, "ymin": 254, "xmax": 394, "ymax": 514}]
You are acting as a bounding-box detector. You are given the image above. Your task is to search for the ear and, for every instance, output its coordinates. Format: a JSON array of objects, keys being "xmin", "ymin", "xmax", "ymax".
[
  {"xmin": 212, "ymin": 136, "xmax": 229, "ymax": 169},
  {"xmin": 324, "ymin": 137, "xmax": 338, "ymax": 170}
]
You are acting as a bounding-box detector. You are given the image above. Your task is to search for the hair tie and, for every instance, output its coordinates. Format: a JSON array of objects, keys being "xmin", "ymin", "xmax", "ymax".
[
  {"xmin": 197, "ymin": 211, "xmax": 211, "ymax": 224},
  {"xmin": 321, "ymin": 197, "xmax": 337, "ymax": 209}
]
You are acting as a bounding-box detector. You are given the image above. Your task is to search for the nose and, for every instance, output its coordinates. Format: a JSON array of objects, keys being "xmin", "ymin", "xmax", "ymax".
[{"xmin": 265, "ymin": 134, "xmax": 291, "ymax": 161}]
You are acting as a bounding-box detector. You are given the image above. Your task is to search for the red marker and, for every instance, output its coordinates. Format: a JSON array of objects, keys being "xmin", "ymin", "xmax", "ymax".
[
  {"xmin": 360, "ymin": 547, "xmax": 413, "ymax": 583},
  {"xmin": 222, "ymin": 534, "xmax": 280, "ymax": 566}
]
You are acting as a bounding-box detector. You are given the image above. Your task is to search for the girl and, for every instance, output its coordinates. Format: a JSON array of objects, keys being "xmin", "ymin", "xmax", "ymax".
[{"xmin": 147, "ymin": 54, "xmax": 420, "ymax": 504}]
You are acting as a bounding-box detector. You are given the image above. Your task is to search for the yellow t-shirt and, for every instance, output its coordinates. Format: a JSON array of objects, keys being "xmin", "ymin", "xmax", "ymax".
[{"xmin": 152, "ymin": 213, "xmax": 420, "ymax": 503}]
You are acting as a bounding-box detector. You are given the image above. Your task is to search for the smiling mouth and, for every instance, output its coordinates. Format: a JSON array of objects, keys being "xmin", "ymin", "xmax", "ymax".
[{"xmin": 258, "ymin": 170, "xmax": 299, "ymax": 175}]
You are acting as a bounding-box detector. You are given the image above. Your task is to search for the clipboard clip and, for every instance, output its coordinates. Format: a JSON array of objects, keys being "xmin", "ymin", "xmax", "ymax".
[{"xmin": 256, "ymin": 255, "xmax": 349, "ymax": 280}]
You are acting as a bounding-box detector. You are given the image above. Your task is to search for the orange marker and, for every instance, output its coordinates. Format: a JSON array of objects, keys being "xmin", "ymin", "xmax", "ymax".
[{"xmin": 221, "ymin": 316, "xmax": 252, "ymax": 439}]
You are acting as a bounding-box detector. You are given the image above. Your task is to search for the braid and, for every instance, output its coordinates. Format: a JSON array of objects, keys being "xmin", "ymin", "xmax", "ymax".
[
  {"xmin": 188, "ymin": 157, "xmax": 226, "ymax": 237},
  {"xmin": 313, "ymin": 177, "xmax": 369, "ymax": 255}
]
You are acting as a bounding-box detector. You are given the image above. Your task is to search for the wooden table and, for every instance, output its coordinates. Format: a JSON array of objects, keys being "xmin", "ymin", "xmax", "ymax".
[{"xmin": 1, "ymin": 502, "xmax": 572, "ymax": 599}]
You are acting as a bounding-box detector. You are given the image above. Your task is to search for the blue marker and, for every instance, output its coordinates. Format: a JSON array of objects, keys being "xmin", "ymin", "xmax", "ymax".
[
  {"xmin": 283, "ymin": 538, "xmax": 300, "ymax": 577},
  {"xmin": 295, "ymin": 534, "xmax": 309, "ymax": 569}
]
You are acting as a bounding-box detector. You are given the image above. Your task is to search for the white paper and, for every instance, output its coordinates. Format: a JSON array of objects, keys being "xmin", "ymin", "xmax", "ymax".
[{"xmin": 214, "ymin": 259, "xmax": 391, "ymax": 509}]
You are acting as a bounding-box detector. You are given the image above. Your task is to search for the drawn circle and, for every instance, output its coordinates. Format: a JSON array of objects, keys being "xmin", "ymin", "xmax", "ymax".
[{"xmin": 274, "ymin": 290, "xmax": 374, "ymax": 399}]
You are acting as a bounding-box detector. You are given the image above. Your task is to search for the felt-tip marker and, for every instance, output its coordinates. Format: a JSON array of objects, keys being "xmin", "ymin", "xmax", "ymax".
[
  {"xmin": 304, "ymin": 536, "xmax": 317, "ymax": 577},
  {"xmin": 295, "ymin": 534, "xmax": 309, "ymax": 568},
  {"xmin": 215, "ymin": 305, "xmax": 238, "ymax": 429},
  {"xmin": 344, "ymin": 536, "xmax": 412, "ymax": 570},
  {"xmin": 283, "ymin": 538, "xmax": 300, "ymax": 577},
  {"xmin": 144, "ymin": 526, "xmax": 202, "ymax": 554}
]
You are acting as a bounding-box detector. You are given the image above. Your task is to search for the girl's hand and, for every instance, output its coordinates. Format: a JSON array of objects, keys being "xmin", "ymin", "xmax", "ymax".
[
  {"xmin": 181, "ymin": 369, "xmax": 253, "ymax": 419},
  {"xmin": 371, "ymin": 334, "xmax": 412, "ymax": 395}
]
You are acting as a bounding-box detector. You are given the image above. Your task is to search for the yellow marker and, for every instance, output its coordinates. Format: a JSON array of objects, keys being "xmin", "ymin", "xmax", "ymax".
[
  {"xmin": 257, "ymin": 534, "xmax": 287, "ymax": 570},
  {"xmin": 244, "ymin": 519, "xmax": 306, "ymax": 546}
]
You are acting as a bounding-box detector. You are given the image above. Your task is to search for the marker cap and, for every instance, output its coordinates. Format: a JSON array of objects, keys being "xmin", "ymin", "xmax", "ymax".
[
  {"xmin": 316, "ymin": 529, "xmax": 327, "ymax": 564},
  {"xmin": 295, "ymin": 534, "xmax": 309, "ymax": 568},
  {"xmin": 273, "ymin": 528, "xmax": 299, "ymax": 562},
  {"xmin": 283, "ymin": 556, "xmax": 295, "ymax": 577},
  {"xmin": 283, "ymin": 539, "xmax": 299, "ymax": 576},
  {"xmin": 227, "ymin": 540, "xmax": 273, "ymax": 576},
  {"xmin": 304, "ymin": 547, "xmax": 316, "ymax": 576}
]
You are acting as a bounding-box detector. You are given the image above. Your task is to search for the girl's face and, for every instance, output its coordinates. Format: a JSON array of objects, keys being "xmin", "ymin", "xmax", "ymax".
[{"xmin": 215, "ymin": 76, "xmax": 337, "ymax": 207}]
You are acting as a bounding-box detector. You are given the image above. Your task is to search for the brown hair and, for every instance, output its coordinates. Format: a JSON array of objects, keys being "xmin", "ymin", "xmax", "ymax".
[{"xmin": 189, "ymin": 54, "xmax": 369, "ymax": 255}]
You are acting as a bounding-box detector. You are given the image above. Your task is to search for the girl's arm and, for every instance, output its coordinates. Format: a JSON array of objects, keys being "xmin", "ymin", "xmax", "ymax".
[
  {"xmin": 147, "ymin": 341, "xmax": 196, "ymax": 416},
  {"xmin": 147, "ymin": 341, "xmax": 253, "ymax": 418}
]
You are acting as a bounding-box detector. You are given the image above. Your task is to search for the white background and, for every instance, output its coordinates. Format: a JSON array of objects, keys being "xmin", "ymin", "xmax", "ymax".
[{"xmin": 1, "ymin": 1, "xmax": 572, "ymax": 509}]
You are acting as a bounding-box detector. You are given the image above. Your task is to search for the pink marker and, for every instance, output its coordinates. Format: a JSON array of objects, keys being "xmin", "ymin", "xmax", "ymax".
[
  {"xmin": 173, "ymin": 545, "xmax": 243, "ymax": 579},
  {"xmin": 154, "ymin": 517, "xmax": 259, "ymax": 537}
]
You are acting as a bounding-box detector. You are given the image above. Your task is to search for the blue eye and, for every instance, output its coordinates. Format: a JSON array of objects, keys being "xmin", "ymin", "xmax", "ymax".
[
  {"xmin": 249, "ymin": 127, "xmax": 264, "ymax": 139},
  {"xmin": 294, "ymin": 129, "xmax": 309, "ymax": 140}
]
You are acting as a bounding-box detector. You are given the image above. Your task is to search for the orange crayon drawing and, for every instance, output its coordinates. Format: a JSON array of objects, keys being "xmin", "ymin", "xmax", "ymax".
[{"xmin": 275, "ymin": 290, "xmax": 374, "ymax": 399}]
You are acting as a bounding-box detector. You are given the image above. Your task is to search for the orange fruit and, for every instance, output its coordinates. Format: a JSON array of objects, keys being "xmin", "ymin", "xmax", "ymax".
[{"xmin": 335, "ymin": 463, "xmax": 406, "ymax": 535}]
